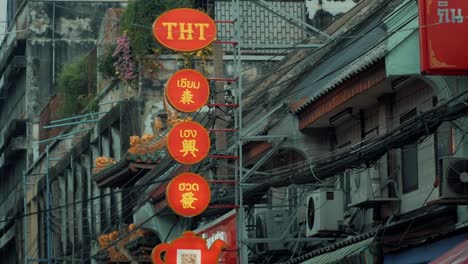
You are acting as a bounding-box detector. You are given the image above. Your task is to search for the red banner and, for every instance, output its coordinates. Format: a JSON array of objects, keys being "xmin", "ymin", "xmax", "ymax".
[
  {"xmin": 419, "ymin": 0, "xmax": 468, "ymax": 75},
  {"xmin": 167, "ymin": 121, "xmax": 211, "ymax": 164},
  {"xmin": 153, "ymin": 8, "xmax": 217, "ymax": 52},
  {"xmin": 196, "ymin": 211, "xmax": 237, "ymax": 264},
  {"xmin": 166, "ymin": 69, "xmax": 210, "ymax": 113},
  {"xmin": 166, "ymin": 173, "xmax": 211, "ymax": 217}
]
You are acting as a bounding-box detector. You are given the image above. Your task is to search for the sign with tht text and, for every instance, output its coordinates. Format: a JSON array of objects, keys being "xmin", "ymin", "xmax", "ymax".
[
  {"xmin": 419, "ymin": 0, "xmax": 468, "ymax": 75},
  {"xmin": 166, "ymin": 173, "xmax": 211, "ymax": 217},
  {"xmin": 166, "ymin": 69, "xmax": 210, "ymax": 113},
  {"xmin": 167, "ymin": 121, "xmax": 210, "ymax": 164},
  {"xmin": 153, "ymin": 8, "xmax": 217, "ymax": 52}
]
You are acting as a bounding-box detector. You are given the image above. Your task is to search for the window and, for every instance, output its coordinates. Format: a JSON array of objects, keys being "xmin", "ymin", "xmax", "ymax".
[{"xmin": 400, "ymin": 109, "xmax": 418, "ymax": 193}]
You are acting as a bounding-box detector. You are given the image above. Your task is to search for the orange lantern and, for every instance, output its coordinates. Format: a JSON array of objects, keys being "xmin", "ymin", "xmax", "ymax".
[
  {"xmin": 167, "ymin": 121, "xmax": 210, "ymax": 165},
  {"xmin": 152, "ymin": 231, "xmax": 226, "ymax": 264},
  {"xmin": 153, "ymin": 8, "xmax": 217, "ymax": 52},
  {"xmin": 166, "ymin": 172, "xmax": 211, "ymax": 217},
  {"xmin": 165, "ymin": 69, "xmax": 210, "ymax": 113}
]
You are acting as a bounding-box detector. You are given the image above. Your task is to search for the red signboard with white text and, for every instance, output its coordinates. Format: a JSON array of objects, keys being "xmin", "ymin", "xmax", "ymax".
[
  {"xmin": 419, "ymin": 0, "xmax": 468, "ymax": 75},
  {"xmin": 196, "ymin": 211, "xmax": 237, "ymax": 264}
]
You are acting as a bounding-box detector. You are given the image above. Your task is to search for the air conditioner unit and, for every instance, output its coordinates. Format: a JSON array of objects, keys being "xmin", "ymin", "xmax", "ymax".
[
  {"xmin": 350, "ymin": 162, "xmax": 382, "ymax": 206},
  {"xmin": 255, "ymin": 210, "xmax": 290, "ymax": 254},
  {"xmin": 440, "ymin": 157, "xmax": 468, "ymax": 198},
  {"xmin": 305, "ymin": 189, "xmax": 344, "ymax": 237}
]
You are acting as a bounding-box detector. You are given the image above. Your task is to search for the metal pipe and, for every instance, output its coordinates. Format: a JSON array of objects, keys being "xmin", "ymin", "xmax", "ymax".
[
  {"xmin": 45, "ymin": 146, "xmax": 52, "ymax": 264},
  {"xmin": 98, "ymin": 98, "xmax": 129, "ymax": 106},
  {"xmin": 49, "ymin": 111, "xmax": 107, "ymax": 124},
  {"xmin": 37, "ymin": 128, "xmax": 92, "ymax": 144},
  {"xmin": 233, "ymin": 0, "xmax": 248, "ymax": 263},
  {"xmin": 52, "ymin": 0, "xmax": 55, "ymax": 86},
  {"xmin": 43, "ymin": 119, "xmax": 99, "ymax": 129},
  {"xmin": 23, "ymin": 172, "xmax": 28, "ymax": 264}
]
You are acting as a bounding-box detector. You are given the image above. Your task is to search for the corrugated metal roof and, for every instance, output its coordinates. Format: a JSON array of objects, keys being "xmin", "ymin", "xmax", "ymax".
[
  {"xmin": 301, "ymin": 237, "xmax": 374, "ymax": 264},
  {"xmin": 282, "ymin": 232, "xmax": 376, "ymax": 264},
  {"xmin": 290, "ymin": 4, "xmax": 391, "ymax": 114}
]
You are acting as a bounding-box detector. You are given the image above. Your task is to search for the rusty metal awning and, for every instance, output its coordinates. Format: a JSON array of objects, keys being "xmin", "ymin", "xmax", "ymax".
[{"xmin": 429, "ymin": 239, "xmax": 468, "ymax": 264}]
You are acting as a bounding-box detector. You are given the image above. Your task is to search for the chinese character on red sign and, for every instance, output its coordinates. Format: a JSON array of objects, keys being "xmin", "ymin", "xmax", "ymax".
[
  {"xmin": 419, "ymin": 0, "xmax": 468, "ymax": 75},
  {"xmin": 167, "ymin": 121, "xmax": 210, "ymax": 165},
  {"xmin": 153, "ymin": 8, "xmax": 217, "ymax": 52},
  {"xmin": 166, "ymin": 173, "xmax": 211, "ymax": 217},
  {"xmin": 166, "ymin": 69, "xmax": 210, "ymax": 113}
]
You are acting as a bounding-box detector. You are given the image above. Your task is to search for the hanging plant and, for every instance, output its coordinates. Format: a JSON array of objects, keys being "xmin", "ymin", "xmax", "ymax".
[{"xmin": 113, "ymin": 33, "xmax": 138, "ymax": 82}]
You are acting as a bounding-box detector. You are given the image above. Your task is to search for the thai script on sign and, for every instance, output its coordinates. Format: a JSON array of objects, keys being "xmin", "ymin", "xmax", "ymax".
[
  {"xmin": 202, "ymin": 231, "xmax": 227, "ymax": 248},
  {"xmin": 180, "ymin": 129, "xmax": 198, "ymax": 138},
  {"xmin": 177, "ymin": 78, "xmax": 201, "ymax": 89},
  {"xmin": 179, "ymin": 183, "xmax": 200, "ymax": 191},
  {"xmin": 438, "ymin": 0, "xmax": 464, "ymax": 23}
]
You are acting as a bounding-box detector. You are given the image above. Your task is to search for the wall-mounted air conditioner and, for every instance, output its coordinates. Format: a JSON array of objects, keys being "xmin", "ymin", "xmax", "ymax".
[
  {"xmin": 255, "ymin": 210, "xmax": 290, "ymax": 254},
  {"xmin": 350, "ymin": 162, "xmax": 381, "ymax": 206},
  {"xmin": 305, "ymin": 189, "xmax": 344, "ymax": 237},
  {"xmin": 440, "ymin": 157, "xmax": 468, "ymax": 199}
]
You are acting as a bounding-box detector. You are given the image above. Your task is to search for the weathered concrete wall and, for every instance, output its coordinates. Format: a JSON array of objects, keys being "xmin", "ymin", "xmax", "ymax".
[{"xmin": 27, "ymin": 1, "xmax": 121, "ymax": 162}]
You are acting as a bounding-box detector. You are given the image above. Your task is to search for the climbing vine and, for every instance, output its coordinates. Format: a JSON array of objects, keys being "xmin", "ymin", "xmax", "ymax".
[
  {"xmin": 120, "ymin": 0, "xmax": 193, "ymax": 60},
  {"xmin": 56, "ymin": 55, "xmax": 90, "ymax": 116},
  {"xmin": 97, "ymin": 44, "xmax": 117, "ymax": 79}
]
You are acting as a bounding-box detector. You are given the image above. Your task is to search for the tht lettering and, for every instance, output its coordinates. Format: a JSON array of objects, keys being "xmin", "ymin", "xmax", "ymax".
[{"xmin": 162, "ymin": 22, "xmax": 210, "ymax": 40}]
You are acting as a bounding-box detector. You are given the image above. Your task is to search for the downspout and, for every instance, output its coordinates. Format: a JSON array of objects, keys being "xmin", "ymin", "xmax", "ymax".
[{"xmin": 52, "ymin": 0, "xmax": 55, "ymax": 86}]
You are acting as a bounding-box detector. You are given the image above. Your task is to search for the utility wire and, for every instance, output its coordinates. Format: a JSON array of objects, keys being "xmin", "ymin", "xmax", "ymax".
[
  {"xmin": 242, "ymin": 15, "xmax": 418, "ymax": 109},
  {"xmin": 16, "ymin": 0, "xmax": 468, "ymax": 260}
]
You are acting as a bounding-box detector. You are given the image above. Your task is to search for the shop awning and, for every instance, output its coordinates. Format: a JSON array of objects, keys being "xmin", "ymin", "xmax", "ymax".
[
  {"xmin": 429, "ymin": 239, "xmax": 468, "ymax": 264},
  {"xmin": 300, "ymin": 237, "xmax": 375, "ymax": 264}
]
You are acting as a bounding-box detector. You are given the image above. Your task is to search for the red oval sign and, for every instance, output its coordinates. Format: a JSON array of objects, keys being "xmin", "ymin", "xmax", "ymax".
[
  {"xmin": 166, "ymin": 173, "xmax": 211, "ymax": 217},
  {"xmin": 165, "ymin": 69, "xmax": 210, "ymax": 113},
  {"xmin": 167, "ymin": 121, "xmax": 210, "ymax": 165},
  {"xmin": 153, "ymin": 8, "xmax": 217, "ymax": 52}
]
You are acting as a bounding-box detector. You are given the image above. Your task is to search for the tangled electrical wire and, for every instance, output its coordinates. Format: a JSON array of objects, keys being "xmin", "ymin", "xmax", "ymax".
[{"xmin": 246, "ymin": 89, "xmax": 468, "ymax": 199}]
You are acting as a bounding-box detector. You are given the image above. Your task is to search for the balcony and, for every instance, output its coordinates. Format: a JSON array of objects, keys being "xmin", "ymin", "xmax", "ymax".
[
  {"xmin": 0, "ymin": 34, "xmax": 26, "ymax": 80},
  {"xmin": 4, "ymin": 137, "xmax": 26, "ymax": 160},
  {"xmin": 3, "ymin": 56, "xmax": 26, "ymax": 80},
  {"xmin": 0, "ymin": 119, "xmax": 27, "ymax": 164}
]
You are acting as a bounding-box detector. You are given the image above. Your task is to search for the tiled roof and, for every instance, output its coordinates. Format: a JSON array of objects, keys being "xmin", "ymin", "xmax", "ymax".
[{"xmin": 127, "ymin": 149, "xmax": 167, "ymax": 163}]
